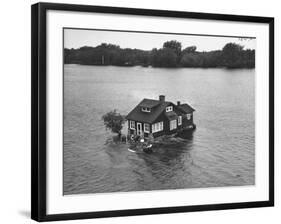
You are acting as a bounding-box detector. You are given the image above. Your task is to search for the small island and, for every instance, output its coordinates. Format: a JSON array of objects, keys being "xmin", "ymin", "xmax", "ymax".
[{"xmin": 102, "ymin": 95, "xmax": 196, "ymax": 153}]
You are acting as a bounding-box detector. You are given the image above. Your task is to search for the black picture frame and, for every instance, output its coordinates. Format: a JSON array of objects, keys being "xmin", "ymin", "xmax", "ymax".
[{"xmin": 31, "ymin": 2, "xmax": 274, "ymax": 222}]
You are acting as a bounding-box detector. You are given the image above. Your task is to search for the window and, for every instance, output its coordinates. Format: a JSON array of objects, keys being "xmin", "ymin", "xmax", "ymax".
[
  {"xmin": 166, "ymin": 106, "xmax": 173, "ymax": 112},
  {"xmin": 186, "ymin": 114, "xmax": 191, "ymax": 120},
  {"xmin": 159, "ymin": 122, "xmax": 163, "ymax": 131},
  {"xmin": 170, "ymin": 120, "xmax": 177, "ymax": 130},
  {"xmin": 130, "ymin": 120, "xmax": 135, "ymax": 130},
  {"xmin": 141, "ymin": 107, "xmax": 151, "ymax": 112},
  {"xmin": 144, "ymin": 123, "xmax": 150, "ymax": 133},
  {"xmin": 152, "ymin": 122, "xmax": 164, "ymax": 133},
  {"xmin": 178, "ymin": 116, "xmax": 182, "ymax": 125}
]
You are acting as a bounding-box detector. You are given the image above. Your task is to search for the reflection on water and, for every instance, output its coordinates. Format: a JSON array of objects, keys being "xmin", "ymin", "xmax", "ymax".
[{"xmin": 63, "ymin": 65, "xmax": 255, "ymax": 195}]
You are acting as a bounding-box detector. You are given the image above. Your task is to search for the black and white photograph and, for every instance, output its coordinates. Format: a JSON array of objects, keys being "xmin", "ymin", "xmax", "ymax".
[
  {"xmin": 63, "ymin": 28, "xmax": 256, "ymax": 195},
  {"xmin": 29, "ymin": 2, "xmax": 274, "ymax": 222},
  {"xmin": 0, "ymin": 0, "xmax": 278, "ymax": 223}
]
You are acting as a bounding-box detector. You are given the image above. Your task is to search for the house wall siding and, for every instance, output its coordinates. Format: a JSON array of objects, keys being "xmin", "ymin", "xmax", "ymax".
[{"xmin": 127, "ymin": 119, "xmax": 153, "ymax": 137}]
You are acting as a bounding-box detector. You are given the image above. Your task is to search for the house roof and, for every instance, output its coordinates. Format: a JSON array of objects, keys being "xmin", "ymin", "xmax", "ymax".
[
  {"xmin": 165, "ymin": 111, "xmax": 178, "ymax": 121},
  {"xmin": 126, "ymin": 98, "xmax": 195, "ymax": 124},
  {"xmin": 126, "ymin": 99, "xmax": 171, "ymax": 123},
  {"xmin": 138, "ymin": 99, "xmax": 160, "ymax": 108},
  {"xmin": 177, "ymin": 104, "xmax": 195, "ymax": 113}
]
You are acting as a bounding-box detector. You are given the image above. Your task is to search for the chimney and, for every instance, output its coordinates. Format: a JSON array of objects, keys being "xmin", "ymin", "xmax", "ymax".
[
  {"xmin": 159, "ymin": 95, "xmax": 165, "ymax": 102},
  {"xmin": 177, "ymin": 101, "xmax": 181, "ymax": 106}
]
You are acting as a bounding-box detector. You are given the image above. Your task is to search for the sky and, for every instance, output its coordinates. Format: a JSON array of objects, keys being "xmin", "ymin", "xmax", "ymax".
[{"xmin": 64, "ymin": 29, "xmax": 256, "ymax": 52}]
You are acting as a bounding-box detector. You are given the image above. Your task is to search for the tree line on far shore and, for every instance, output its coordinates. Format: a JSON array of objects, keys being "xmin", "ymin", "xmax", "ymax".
[{"xmin": 64, "ymin": 40, "xmax": 255, "ymax": 68}]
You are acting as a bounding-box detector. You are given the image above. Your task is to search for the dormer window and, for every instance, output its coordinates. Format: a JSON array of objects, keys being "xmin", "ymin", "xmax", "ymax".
[
  {"xmin": 142, "ymin": 107, "xmax": 151, "ymax": 113},
  {"xmin": 166, "ymin": 106, "xmax": 173, "ymax": 112}
]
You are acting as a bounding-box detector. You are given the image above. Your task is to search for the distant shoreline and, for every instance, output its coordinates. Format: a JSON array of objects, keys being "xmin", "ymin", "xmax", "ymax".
[
  {"xmin": 64, "ymin": 63, "xmax": 255, "ymax": 70},
  {"xmin": 64, "ymin": 41, "xmax": 255, "ymax": 69}
]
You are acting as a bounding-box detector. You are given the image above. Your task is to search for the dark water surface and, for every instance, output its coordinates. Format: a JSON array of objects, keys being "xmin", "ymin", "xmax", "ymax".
[{"xmin": 63, "ymin": 65, "xmax": 255, "ymax": 195}]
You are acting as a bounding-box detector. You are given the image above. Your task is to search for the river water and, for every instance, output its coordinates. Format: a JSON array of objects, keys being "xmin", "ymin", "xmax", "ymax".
[{"xmin": 63, "ymin": 65, "xmax": 255, "ymax": 195}]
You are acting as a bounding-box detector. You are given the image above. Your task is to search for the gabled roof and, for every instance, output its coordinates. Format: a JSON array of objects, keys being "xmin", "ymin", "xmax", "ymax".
[
  {"xmin": 126, "ymin": 100, "xmax": 171, "ymax": 123},
  {"xmin": 126, "ymin": 97, "xmax": 195, "ymax": 124},
  {"xmin": 177, "ymin": 104, "xmax": 195, "ymax": 113}
]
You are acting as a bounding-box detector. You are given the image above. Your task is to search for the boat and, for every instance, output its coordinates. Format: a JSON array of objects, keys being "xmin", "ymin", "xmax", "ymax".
[
  {"xmin": 143, "ymin": 144, "xmax": 153, "ymax": 153},
  {"xmin": 128, "ymin": 139, "xmax": 153, "ymax": 153}
]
